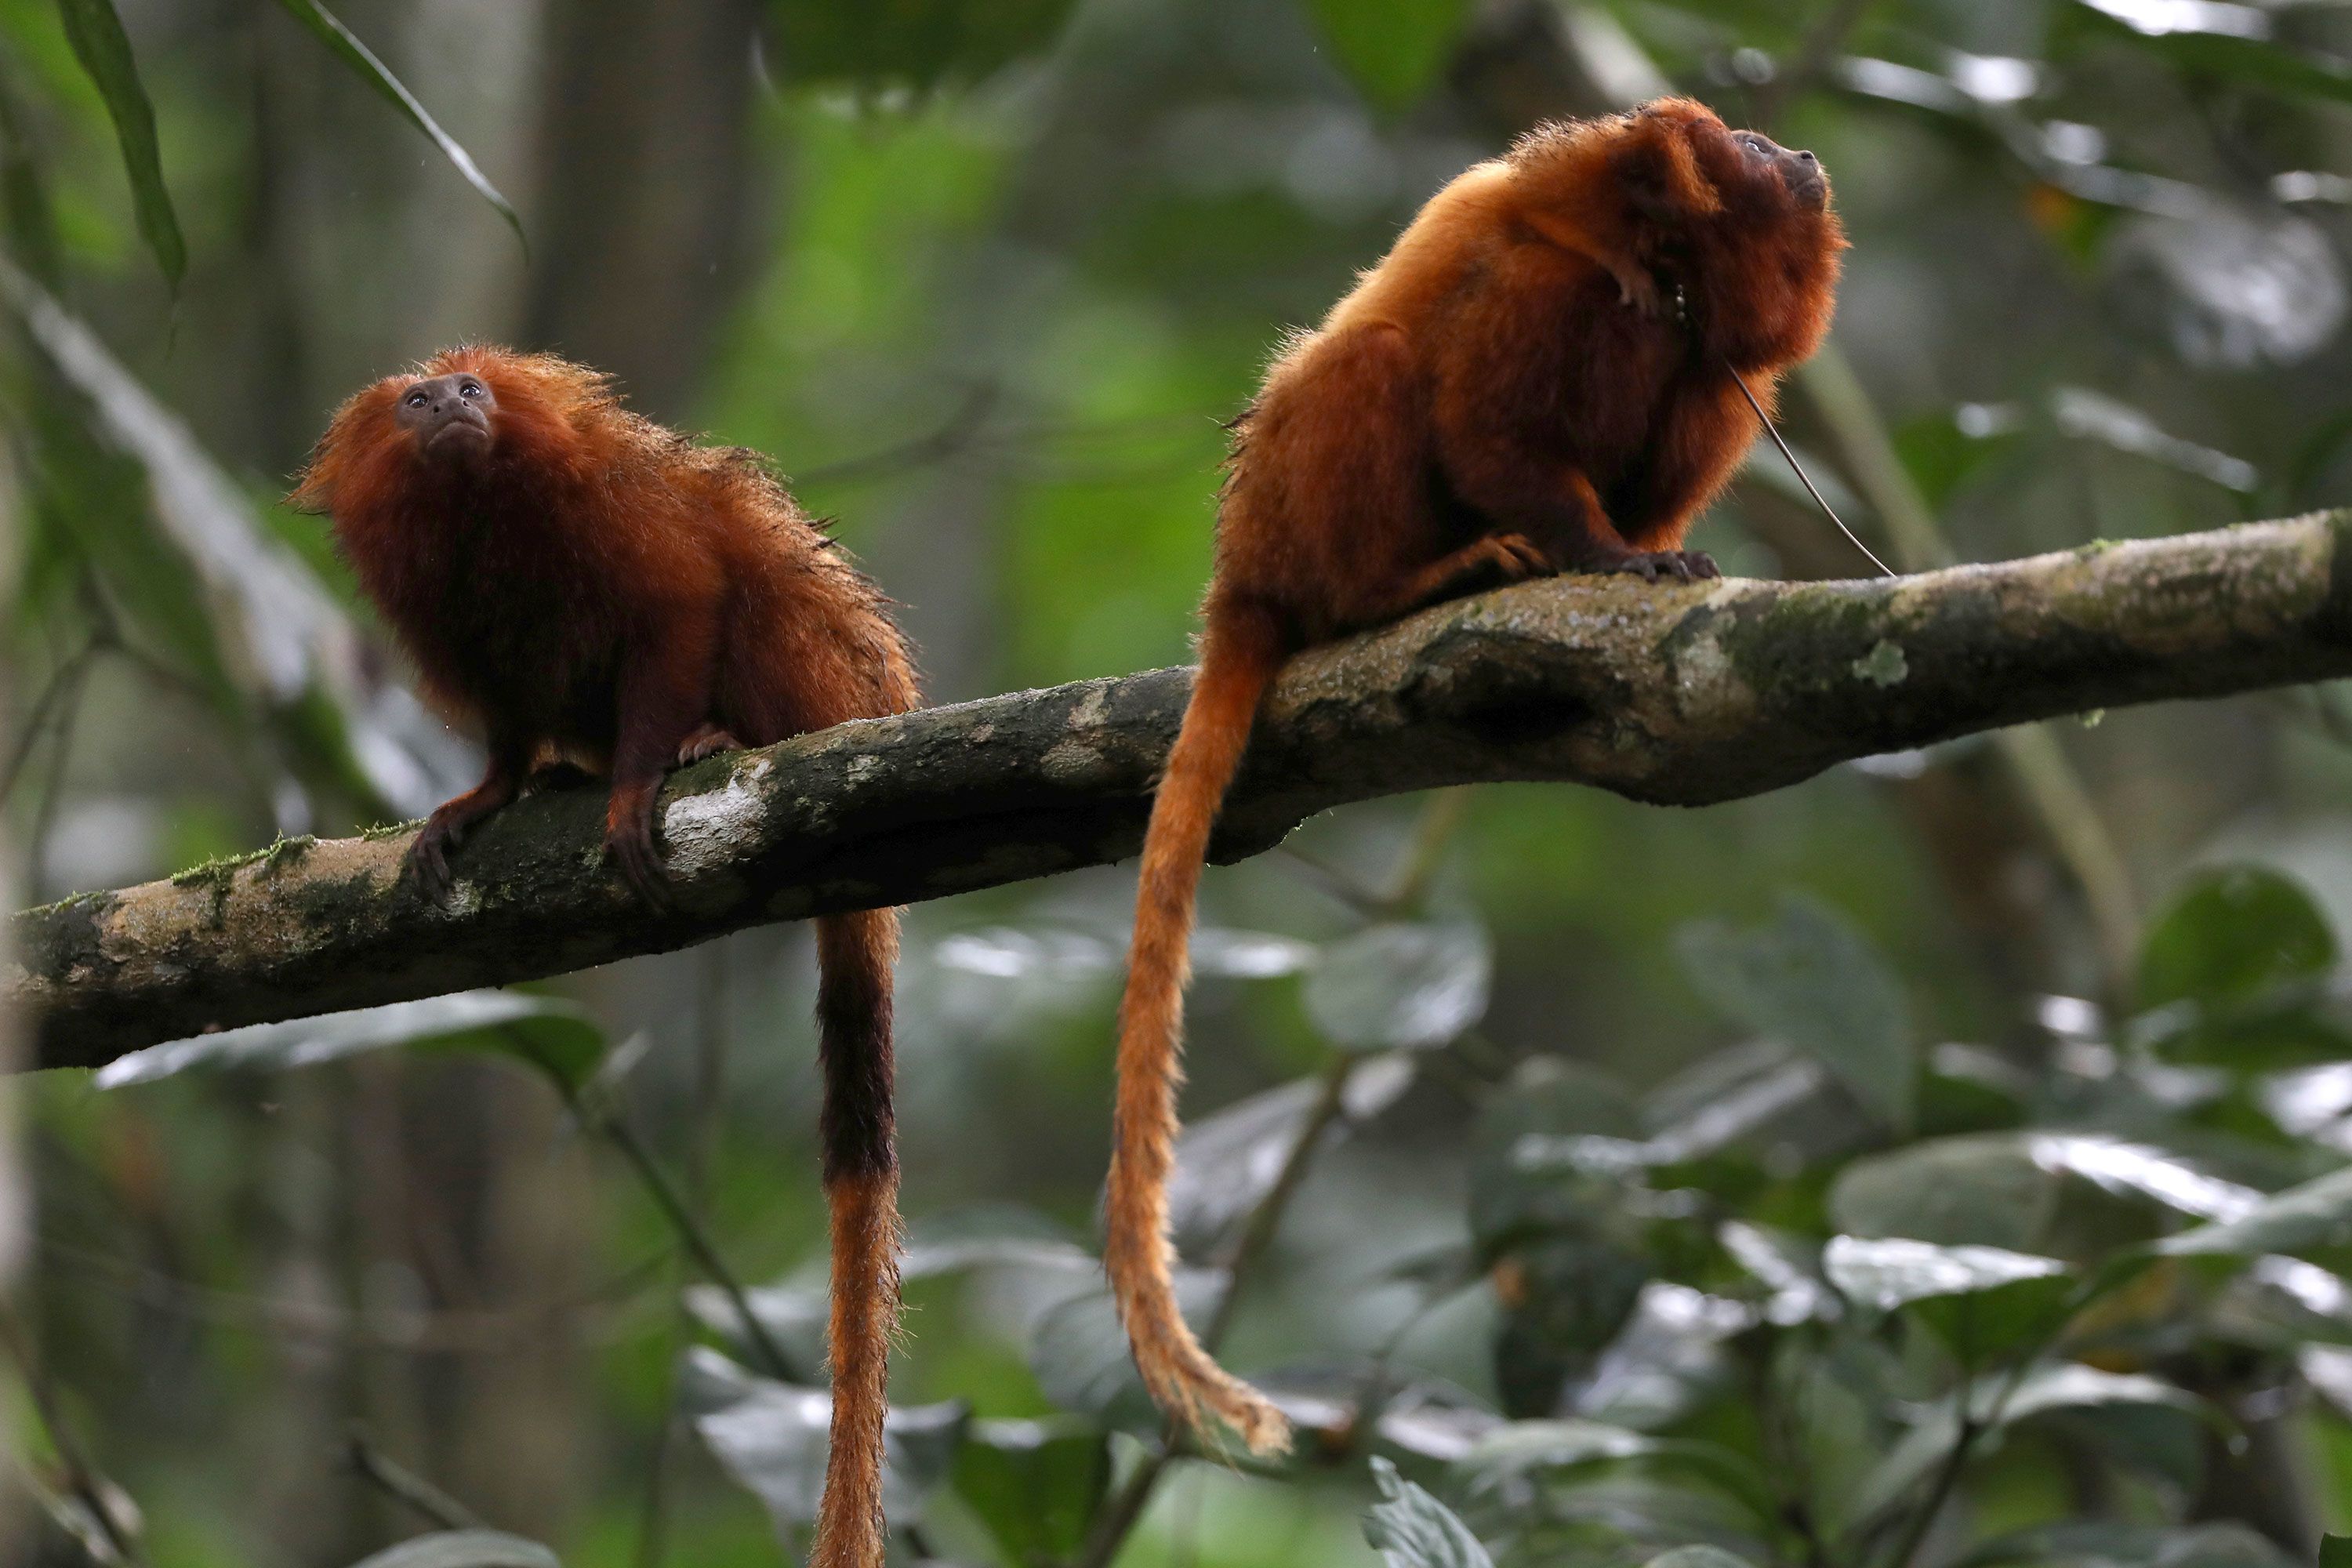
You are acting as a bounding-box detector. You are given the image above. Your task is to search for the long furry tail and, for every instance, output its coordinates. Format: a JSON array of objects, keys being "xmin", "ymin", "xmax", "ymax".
[
  {"xmin": 809, "ymin": 908, "xmax": 903, "ymax": 1568},
  {"xmin": 1105, "ymin": 601, "xmax": 1293, "ymax": 1457}
]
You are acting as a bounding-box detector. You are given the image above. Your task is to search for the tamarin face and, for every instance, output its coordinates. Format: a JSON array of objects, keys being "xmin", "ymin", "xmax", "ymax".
[{"xmin": 393, "ymin": 368, "xmax": 499, "ymax": 466}]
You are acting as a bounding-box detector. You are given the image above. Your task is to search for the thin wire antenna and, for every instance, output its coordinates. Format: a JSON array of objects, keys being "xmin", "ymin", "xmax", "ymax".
[{"xmin": 1727, "ymin": 362, "xmax": 1895, "ymax": 578}]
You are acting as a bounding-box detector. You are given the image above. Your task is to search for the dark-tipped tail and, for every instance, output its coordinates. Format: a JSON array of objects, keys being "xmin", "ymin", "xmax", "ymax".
[
  {"xmin": 1105, "ymin": 601, "xmax": 1292, "ymax": 1456},
  {"xmin": 810, "ymin": 907, "xmax": 902, "ymax": 1568}
]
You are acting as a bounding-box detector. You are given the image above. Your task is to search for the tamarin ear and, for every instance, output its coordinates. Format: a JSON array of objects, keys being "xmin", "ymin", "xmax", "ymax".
[{"xmin": 1617, "ymin": 115, "xmax": 1722, "ymax": 222}]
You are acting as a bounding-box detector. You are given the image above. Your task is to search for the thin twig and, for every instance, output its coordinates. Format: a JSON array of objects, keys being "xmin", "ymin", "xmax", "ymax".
[
  {"xmin": 1079, "ymin": 1056, "xmax": 1363, "ymax": 1568},
  {"xmin": 0, "ymin": 1307, "xmax": 146, "ymax": 1566},
  {"xmin": 635, "ymin": 942, "xmax": 735, "ymax": 1568},
  {"xmin": 593, "ymin": 1099, "xmax": 797, "ymax": 1382},
  {"xmin": 345, "ymin": 1428, "xmax": 485, "ymax": 1531}
]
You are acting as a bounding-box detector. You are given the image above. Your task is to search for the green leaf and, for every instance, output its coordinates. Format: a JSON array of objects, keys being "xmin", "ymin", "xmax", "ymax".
[
  {"xmin": 53, "ymin": 0, "xmax": 183, "ymax": 292},
  {"xmin": 2159, "ymin": 1163, "xmax": 2352, "ymax": 1259},
  {"xmin": 1824, "ymin": 1236, "xmax": 2068, "ymax": 1309},
  {"xmin": 1966, "ymin": 1521, "xmax": 2299, "ymax": 1568},
  {"xmin": 2062, "ymin": 2, "xmax": 2352, "ymax": 110},
  {"xmin": 1363, "ymin": 1456, "xmax": 1494, "ymax": 1568},
  {"xmin": 950, "ymin": 1417, "xmax": 1110, "ymax": 1565},
  {"xmin": 1829, "ymin": 1131, "xmax": 2256, "ymax": 1252},
  {"xmin": 94, "ymin": 992, "xmax": 605, "ymax": 1091},
  {"xmin": 2323, "ymin": 1535, "xmax": 2352, "ymax": 1568},
  {"xmin": 1823, "ymin": 1236, "xmax": 2074, "ymax": 1362},
  {"xmin": 1675, "ymin": 893, "xmax": 1915, "ymax": 1127},
  {"xmin": 0, "ymin": 260, "xmax": 464, "ymax": 815},
  {"xmin": 1305, "ymin": 920, "xmax": 1491, "ymax": 1051},
  {"xmin": 345, "ymin": 1533, "xmax": 561, "ymax": 1568},
  {"xmin": 1305, "ymin": 0, "xmax": 1471, "ymax": 114},
  {"xmin": 1643, "ymin": 1551, "xmax": 1755, "ymax": 1568},
  {"xmin": 2139, "ymin": 866, "xmax": 2336, "ymax": 1011},
  {"xmin": 272, "ymin": 0, "xmax": 524, "ymax": 249},
  {"xmin": 1851, "ymin": 1363, "xmax": 2216, "ymax": 1531},
  {"xmin": 1453, "ymin": 1418, "xmax": 1778, "ymax": 1525}
]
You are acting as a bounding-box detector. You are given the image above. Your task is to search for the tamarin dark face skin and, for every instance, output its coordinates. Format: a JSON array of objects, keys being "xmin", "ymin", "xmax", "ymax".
[
  {"xmin": 292, "ymin": 346, "xmax": 919, "ymax": 1568},
  {"xmin": 392, "ymin": 370, "xmax": 497, "ymax": 462},
  {"xmin": 1102, "ymin": 98, "xmax": 1846, "ymax": 1460}
]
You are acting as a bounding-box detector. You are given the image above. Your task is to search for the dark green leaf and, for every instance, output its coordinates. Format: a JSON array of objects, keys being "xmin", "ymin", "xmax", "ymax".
[
  {"xmin": 1675, "ymin": 894, "xmax": 1915, "ymax": 1127},
  {"xmin": 1453, "ymin": 1419, "xmax": 1777, "ymax": 1525},
  {"xmin": 950, "ymin": 1417, "xmax": 1110, "ymax": 1564},
  {"xmin": 1363, "ymin": 1456, "xmax": 1494, "ymax": 1568},
  {"xmin": 2322, "ymin": 1535, "xmax": 2352, "ymax": 1568},
  {"xmin": 766, "ymin": 0, "xmax": 1081, "ymax": 90},
  {"xmin": 272, "ymin": 0, "xmax": 524, "ymax": 249},
  {"xmin": 1305, "ymin": 0, "xmax": 1471, "ymax": 113},
  {"xmin": 1967, "ymin": 1521, "xmax": 2299, "ymax": 1568},
  {"xmin": 2139, "ymin": 866, "xmax": 2336, "ymax": 1012},
  {"xmin": 94, "ymin": 992, "xmax": 604, "ymax": 1090},
  {"xmin": 345, "ymin": 1533, "xmax": 561, "ymax": 1568},
  {"xmin": 1305, "ymin": 920, "xmax": 1491, "ymax": 1051},
  {"xmin": 1851, "ymin": 1363, "xmax": 2215, "ymax": 1530},
  {"xmin": 54, "ymin": 0, "xmax": 183, "ymax": 291}
]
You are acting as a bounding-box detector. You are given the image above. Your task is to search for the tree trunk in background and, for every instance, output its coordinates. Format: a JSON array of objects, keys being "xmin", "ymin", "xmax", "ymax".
[{"xmin": 524, "ymin": 0, "xmax": 768, "ymax": 423}]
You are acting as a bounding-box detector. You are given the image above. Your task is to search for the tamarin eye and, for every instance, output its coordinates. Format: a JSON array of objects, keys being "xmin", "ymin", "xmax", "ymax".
[
  {"xmin": 459, "ymin": 382, "xmax": 484, "ymax": 399},
  {"xmin": 405, "ymin": 390, "xmax": 429, "ymax": 408}
]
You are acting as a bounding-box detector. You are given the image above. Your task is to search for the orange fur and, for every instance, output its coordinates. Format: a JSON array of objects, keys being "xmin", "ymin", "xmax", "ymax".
[
  {"xmin": 292, "ymin": 347, "xmax": 919, "ymax": 1568},
  {"xmin": 1108, "ymin": 100, "xmax": 1844, "ymax": 1453}
]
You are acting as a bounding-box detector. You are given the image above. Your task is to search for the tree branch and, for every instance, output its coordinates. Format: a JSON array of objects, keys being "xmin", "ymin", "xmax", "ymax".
[{"xmin": 16, "ymin": 514, "xmax": 2352, "ymax": 1069}]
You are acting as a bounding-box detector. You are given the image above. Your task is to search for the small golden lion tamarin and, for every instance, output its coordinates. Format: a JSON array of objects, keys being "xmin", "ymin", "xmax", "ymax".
[
  {"xmin": 1107, "ymin": 99, "xmax": 1845, "ymax": 1452},
  {"xmin": 292, "ymin": 347, "xmax": 918, "ymax": 1568}
]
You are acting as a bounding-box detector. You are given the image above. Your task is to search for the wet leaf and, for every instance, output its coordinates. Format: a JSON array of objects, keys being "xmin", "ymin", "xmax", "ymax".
[
  {"xmin": 55, "ymin": 0, "xmax": 183, "ymax": 292},
  {"xmin": 1364, "ymin": 1456, "xmax": 1494, "ymax": 1568},
  {"xmin": 345, "ymin": 1534, "xmax": 562, "ymax": 1568},
  {"xmin": 1830, "ymin": 1131, "xmax": 2257, "ymax": 1253},
  {"xmin": 273, "ymin": 0, "xmax": 524, "ymax": 248},
  {"xmin": 2159, "ymin": 1162, "xmax": 2352, "ymax": 1259},
  {"xmin": 1824, "ymin": 1236, "xmax": 2069, "ymax": 1312},
  {"xmin": 96, "ymin": 992, "xmax": 604, "ymax": 1091},
  {"xmin": 1824, "ymin": 1236, "xmax": 2074, "ymax": 1360},
  {"xmin": 1305, "ymin": 920, "xmax": 1491, "ymax": 1051},
  {"xmin": 1675, "ymin": 895, "xmax": 1914, "ymax": 1128}
]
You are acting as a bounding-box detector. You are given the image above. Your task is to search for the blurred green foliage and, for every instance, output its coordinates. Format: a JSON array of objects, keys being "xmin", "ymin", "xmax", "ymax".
[{"xmin": 9, "ymin": 0, "xmax": 2352, "ymax": 1565}]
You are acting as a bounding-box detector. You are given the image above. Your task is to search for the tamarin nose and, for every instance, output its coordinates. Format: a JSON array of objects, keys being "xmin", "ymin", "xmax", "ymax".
[{"xmin": 1796, "ymin": 149, "xmax": 1817, "ymax": 162}]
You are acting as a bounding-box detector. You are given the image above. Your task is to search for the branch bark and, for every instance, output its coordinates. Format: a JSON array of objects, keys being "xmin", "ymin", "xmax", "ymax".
[{"xmin": 16, "ymin": 514, "xmax": 2352, "ymax": 1069}]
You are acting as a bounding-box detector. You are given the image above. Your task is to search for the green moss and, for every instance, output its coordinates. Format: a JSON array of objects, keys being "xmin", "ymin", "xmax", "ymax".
[
  {"xmin": 1852, "ymin": 640, "xmax": 1909, "ymax": 688},
  {"xmin": 1712, "ymin": 587, "xmax": 1886, "ymax": 702},
  {"xmin": 361, "ymin": 820, "xmax": 423, "ymax": 842}
]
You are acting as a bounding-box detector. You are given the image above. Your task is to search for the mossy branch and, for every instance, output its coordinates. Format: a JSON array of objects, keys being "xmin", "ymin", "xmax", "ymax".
[{"xmin": 15, "ymin": 514, "xmax": 2352, "ymax": 1070}]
